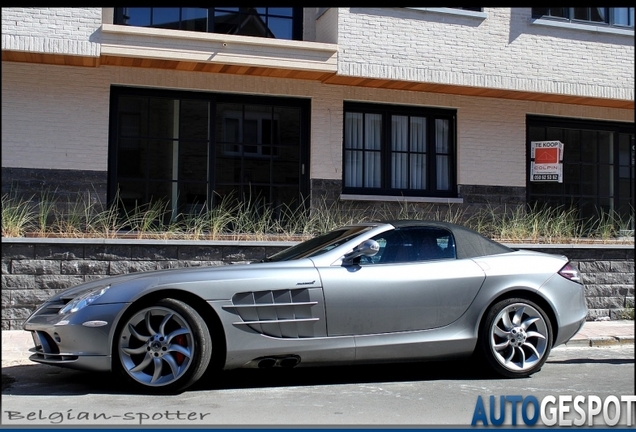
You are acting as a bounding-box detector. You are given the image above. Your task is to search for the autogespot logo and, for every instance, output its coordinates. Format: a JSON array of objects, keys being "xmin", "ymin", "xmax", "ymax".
[{"xmin": 471, "ymin": 395, "xmax": 636, "ymax": 427}]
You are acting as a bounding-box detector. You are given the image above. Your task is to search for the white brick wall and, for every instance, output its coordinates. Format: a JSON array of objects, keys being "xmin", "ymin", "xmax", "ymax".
[
  {"xmin": 2, "ymin": 61, "xmax": 632, "ymax": 186},
  {"xmin": 316, "ymin": 8, "xmax": 339, "ymax": 45},
  {"xmin": 1, "ymin": 62, "xmax": 110, "ymax": 171},
  {"xmin": 337, "ymin": 8, "xmax": 634, "ymax": 101},
  {"xmin": 2, "ymin": 7, "xmax": 633, "ymax": 101},
  {"xmin": 1, "ymin": 7, "xmax": 101, "ymax": 56},
  {"xmin": 335, "ymin": 85, "xmax": 632, "ymax": 187}
]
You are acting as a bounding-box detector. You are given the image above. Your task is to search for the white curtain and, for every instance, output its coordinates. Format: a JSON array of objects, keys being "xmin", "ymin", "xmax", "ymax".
[
  {"xmin": 365, "ymin": 114, "xmax": 382, "ymax": 188},
  {"xmin": 344, "ymin": 112, "xmax": 363, "ymax": 187},
  {"xmin": 391, "ymin": 116, "xmax": 427, "ymax": 190},
  {"xmin": 391, "ymin": 115, "xmax": 408, "ymax": 188},
  {"xmin": 410, "ymin": 116, "xmax": 426, "ymax": 189},
  {"xmin": 344, "ymin": 112, "xmax": 381, "ymax": 188},
  {"xmin": 436, "ymin": 119, "xmax": 450, "ymax": 191}
]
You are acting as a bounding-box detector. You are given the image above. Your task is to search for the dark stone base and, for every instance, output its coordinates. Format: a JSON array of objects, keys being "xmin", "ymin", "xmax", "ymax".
[
  {"xmin": 310, "ymin": 179, "xmax": 342, "ymax": 207},
  {"xmin": 458, "ymin": 184, "xmax": 526, "ymax": 205},
  {"xmin": 310, "ymin": 179, "xmax": 527, "ymax": 218},
  {"xmin": 2, "ymin": 167, "xmax": 108, "ymax": 211},
  {"xmin": 4, "ymin": 171, "xmax": 525, "ymax": 218}
]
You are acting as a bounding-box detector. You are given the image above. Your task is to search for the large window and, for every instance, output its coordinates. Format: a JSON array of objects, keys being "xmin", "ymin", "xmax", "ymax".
[
  {"xmin": 527, "ymin": 116, "xmax": 634, "ymax": 227},
  {"xmin": 109, "ymin": 87, "xmax": 309, "ymax": 220},
  {"xmin": 343, "ymin": 102, "xmax": 457, "ymax": 198},
  {"xmin": 532, "ymin": 8, "xmax": 635, "ymax": 28},
  {"xmin": 114, "ymin": 7, "xmax": 303, "ymax": 40}
]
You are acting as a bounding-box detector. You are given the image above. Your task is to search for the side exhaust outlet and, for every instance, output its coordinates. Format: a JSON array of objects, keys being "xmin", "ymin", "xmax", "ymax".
[
  {"xmin": 256, "ymin": 355, "xmax": 301, "ymax": 368},
  {"xmin": 257, "ymin": 358, "xmax": 277, "ymax": 368},
  {"xmin": 279, "ymin": 356, "xmax": 300, "ymax": 368}
]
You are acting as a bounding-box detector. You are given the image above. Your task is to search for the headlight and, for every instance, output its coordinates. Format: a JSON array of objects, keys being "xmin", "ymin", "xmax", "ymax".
[{"xmin": 59, "ymin": 286, "xmax": 110, "ymax": 315}]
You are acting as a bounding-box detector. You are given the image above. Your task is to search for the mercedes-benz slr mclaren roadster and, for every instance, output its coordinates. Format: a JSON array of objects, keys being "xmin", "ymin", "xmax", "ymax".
[{"xmin": 23, "ymin": 220, "xmax": 587, "ymax": 393}]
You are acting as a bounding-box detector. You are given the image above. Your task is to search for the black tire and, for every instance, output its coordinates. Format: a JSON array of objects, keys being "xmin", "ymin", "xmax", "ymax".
[
  {"xmin": 478, "ymin": 297, "xmax": 553, "ymax": 378},
  {"xmin": 113, "ymin": 298, "xmax": 212, "ymax": 394}
]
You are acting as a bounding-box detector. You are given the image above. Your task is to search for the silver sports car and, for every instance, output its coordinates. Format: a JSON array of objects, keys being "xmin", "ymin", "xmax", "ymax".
[{"xmin": 23, "ymin": 220, "xmax": 587, "ymax": 393}]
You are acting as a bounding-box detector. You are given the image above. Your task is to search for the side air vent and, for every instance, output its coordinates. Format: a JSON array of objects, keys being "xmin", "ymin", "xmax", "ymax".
[{"xmin": 223, "ymin": 288, "xmax": 319, "ymax": 338}]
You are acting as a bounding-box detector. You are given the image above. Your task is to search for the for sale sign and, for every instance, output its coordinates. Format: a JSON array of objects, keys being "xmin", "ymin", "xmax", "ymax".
[{"xmin": 531, "ymin": 141, "xmax": 563, "ymax": 182}]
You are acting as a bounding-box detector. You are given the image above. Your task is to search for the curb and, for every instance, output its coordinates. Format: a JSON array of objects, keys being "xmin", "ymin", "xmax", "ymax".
[{"xmin": 565, "ymin": 336, "xmax": 635, "ymax": 348}]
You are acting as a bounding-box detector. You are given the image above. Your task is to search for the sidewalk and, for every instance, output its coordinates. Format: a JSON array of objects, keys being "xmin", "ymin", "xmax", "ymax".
[
  {"xmin": 563, "ymin": 319, "xmax": 635, "ymax": 348},
  {"xmin": 2, "ymin": 321, "xmax": 633, "ymax": 369}
]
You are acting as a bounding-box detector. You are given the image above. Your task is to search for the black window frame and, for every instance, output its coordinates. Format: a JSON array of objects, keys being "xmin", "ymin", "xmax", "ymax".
[
  {"xmin": 114, "ymin": 7, "xmax": 303, "ymax": 41},
  {"xmin": 108, "ymin": 86, "xmax": 311, "ymax": 218},
  {"xmin": 526, "ymin": 115, "xmax": 635, "ymax": 226},
  {"xmin": 532, "ymin": 7, "xmax": 635, "ymax": 28},
  {"xmin": 342, "ymin": 102, "xmax": 457, "ymax": 198}
]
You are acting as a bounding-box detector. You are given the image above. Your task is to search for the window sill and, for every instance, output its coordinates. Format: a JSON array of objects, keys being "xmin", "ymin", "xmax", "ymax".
[
  {"xmin": 340, "ymin": 194, "xmax": 463, "ymax": 204},
  {"xmin": 407, "ymin": 8, "xmax": 487, "ymax": 21},
  {"xmin": 531, "ymin": 18, "xmax": 634, "ymax": 37}
]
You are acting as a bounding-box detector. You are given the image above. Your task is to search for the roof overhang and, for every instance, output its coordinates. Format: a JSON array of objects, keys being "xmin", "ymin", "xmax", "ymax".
[{"xmin": 2, "ymin": 24, "xmax": 633, "ymax": 110}]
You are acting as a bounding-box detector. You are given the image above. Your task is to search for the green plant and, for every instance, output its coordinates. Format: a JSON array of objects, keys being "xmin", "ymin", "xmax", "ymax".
[
  {"xmin": 305, "ymin": 195, "xmax": 369, "ymax": 235},
  {"xmin": 35, "ymin": 187, "xmax": 58, "ymax": 236},
  {"xmin": 2, "ymin": 183, "xmax": 635, "ymax": 244},
  {"xmin": 124, "ymin": 198, "xmax": 172, "ymax": 238},
  {"xmin": 1, "ymin": 191, "xmax": 36, "ymax": 237},
  {"xmin": 230, "ymin": 193, "xmax": 278, "ymax": 240},
  {"xmin": 474, "ymin": 203, "xmax": 590, "ymax": 243},
  {"xmin": 85, "ymin": 189, "xmax": 127, "ymax": 238},
  {"xmin": 51, "ymin": 193, "xmax": 91, "ymax": 237}
]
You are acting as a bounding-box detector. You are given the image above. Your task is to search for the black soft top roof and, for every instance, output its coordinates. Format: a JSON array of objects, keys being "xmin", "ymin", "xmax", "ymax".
[{"xmin": 383, "ymin": 220, "xmax": 512, "ymax": 259}]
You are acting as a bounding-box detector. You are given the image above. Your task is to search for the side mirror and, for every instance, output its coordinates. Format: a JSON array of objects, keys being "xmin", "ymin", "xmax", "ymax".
[{"xmin": 342, "ymin": 239, "xmax": 380, "ymax": 265}]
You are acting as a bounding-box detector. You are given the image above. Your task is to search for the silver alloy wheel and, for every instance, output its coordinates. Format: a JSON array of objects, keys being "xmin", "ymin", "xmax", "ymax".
[
  {"xmin": 118, "ymin": 306, "xmax": 194, "ymax": 387},
  {"xmin": 489, "ymin": 302, "xmax": 548, "ymax": 372}
]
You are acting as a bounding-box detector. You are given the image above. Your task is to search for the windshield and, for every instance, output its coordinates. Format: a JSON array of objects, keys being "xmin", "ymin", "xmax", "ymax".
[{"xmin": 264, "ymin": 226, "xmax": 373, "ymax": 262}]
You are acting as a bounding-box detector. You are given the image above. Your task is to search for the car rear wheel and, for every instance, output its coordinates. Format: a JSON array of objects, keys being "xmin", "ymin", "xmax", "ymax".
[
  {"xmin": 114, "ymin": 298, "xmax": 212, "ymax": 393},
  {"xmin": 479, "ymin": 297, "xmax": 552, "ymax": 378}
]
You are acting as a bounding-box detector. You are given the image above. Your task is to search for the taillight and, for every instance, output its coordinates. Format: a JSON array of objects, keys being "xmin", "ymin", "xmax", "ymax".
[{"xmin": 558, "ymin": 262, "xmax": 582, "ymax": 284}]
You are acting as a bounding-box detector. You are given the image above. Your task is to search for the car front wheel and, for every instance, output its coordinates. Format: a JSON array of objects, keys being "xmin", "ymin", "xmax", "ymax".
[
  {"xmin": 114, "ymin": 298, "xmax": 212, "ymax": 393},
  {"xmin": 479, "ymin": 297, "xmax": 553, "ymax": 378}
]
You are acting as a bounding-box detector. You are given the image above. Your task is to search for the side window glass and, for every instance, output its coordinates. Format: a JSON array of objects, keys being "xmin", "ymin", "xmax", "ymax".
[
  {"xmin": 414, "ymin": 228, "xmax": 456, "ymax": 261},
  {"xmin": 361, "ymin": 227, "xmax": 457, "ymax": 265},
  {"xmin": 361, "ymin": 230, "xmax": 411, "ymax": 264}
]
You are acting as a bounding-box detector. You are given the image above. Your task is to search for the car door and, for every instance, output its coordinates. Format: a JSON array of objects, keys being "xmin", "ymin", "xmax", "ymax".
[{"xmin": 319, "ymin": 226, "xmax": 486, "ymax": 336}]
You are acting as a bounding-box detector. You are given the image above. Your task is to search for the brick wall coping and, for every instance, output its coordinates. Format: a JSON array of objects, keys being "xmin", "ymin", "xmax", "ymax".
[
  {"xmin": 2, "ymin": 237, "xmax": 633, "ymax": 250},
  {"xmin": 504, "ymin": 243, "xmax": 634, "ymax": 250},
  {"xmin": 1, "ymin": 237, "xmax": 298, "ymax": 247}
]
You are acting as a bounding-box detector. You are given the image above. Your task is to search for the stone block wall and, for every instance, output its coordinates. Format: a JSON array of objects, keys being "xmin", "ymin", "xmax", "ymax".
[
  {"xmin": 579, "ymin": 260, "xmax": 634, "ymax": 320},
  {"xmin": 1, "ymin": 239, "xmax": 633, "ymax": 330},
  {"xmin": 518, "ymin": 245, "xmax": 634, "ymax": 321},
  {"xmin": 1, "ymin": 239, "xmax": 290, "ymax": 330}
]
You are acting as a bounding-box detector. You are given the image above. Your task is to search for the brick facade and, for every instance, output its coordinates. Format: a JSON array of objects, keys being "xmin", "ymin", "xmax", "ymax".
[
  {"xmin": 2, "ymin": 60, "xmax": 632, "ymax": 192},
  {"xmin": 334, "ymin": 8, "xmax": 633, "ymax": 100},
  {"xmin": 1, "ymin": 7, "xmax": 102, "ymax": 57}
]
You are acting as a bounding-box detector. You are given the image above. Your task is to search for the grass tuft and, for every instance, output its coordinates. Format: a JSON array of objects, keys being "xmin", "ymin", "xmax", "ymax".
[{"xmin": 1, "ymin": 186, "xmax": 633, "ymax": 244}]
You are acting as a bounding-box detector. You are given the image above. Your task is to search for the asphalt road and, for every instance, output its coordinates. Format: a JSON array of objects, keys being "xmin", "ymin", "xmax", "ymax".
[{"xmin": 1, "ymin": 344, "xmax": 634, "ymax": 427}]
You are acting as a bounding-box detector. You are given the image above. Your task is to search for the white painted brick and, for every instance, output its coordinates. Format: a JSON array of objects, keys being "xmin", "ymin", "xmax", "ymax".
[
  {"xmin": 337, "ymin": 8, "xmax": 634, "ymax": 101},
  {"xmin": 1, "ymin": 7, "xmax": 633, "ymax": 188},
  {"xmin": 1, "ymin": 7, "xmax": 101, "ymax": 56},
  {"xmin": 1, "ymin": 62, "xmax": 110, "ymax": 171},
  {"xmin": 3, "ymin": 61, "xmax": 631, "ymax": 186}
]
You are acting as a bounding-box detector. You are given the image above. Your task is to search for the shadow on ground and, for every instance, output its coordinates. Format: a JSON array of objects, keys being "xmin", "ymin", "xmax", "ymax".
[
  {"xmin": 2, "ymin": 356, "xmax": 492, "ymax": 396},
  {"xmin": 4, "ymin": 354, "xmax": 630, "ymax": 396}
]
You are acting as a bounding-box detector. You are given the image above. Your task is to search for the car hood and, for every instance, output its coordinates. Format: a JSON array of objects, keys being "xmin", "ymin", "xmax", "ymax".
[{"xmin": 50, "ymin": 259, "xmax": 319, "ymax": 304}]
